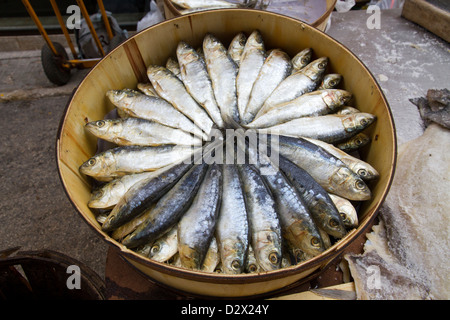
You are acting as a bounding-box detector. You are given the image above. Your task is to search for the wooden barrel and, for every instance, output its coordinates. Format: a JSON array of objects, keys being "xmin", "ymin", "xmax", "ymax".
[
  {"xmin": 163, "ymin": 0, "xmax": 337, "ymax": 32},
  {"xmin": 56, "ymin": 9, "xmax": 396, "ymax": 298}
]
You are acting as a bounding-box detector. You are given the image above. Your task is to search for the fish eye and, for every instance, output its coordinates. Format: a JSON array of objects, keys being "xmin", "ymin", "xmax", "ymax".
[
  {"xmin": 231, "ymin": 259, "xmax": 241, "ymax": 270},
  {"xmin": 318, "ymin": 62, "xmax": 326, "ymax": 69},
  {"xmin": 329, "ymin": 218, "xmax": 339, "ymax": 228},
  {"xmin": 360, "ymin": 118, "xmax": 368, "ymax": 126},
  {"xmin": 329, "ymin": 80, "xmax": 336, "ymax": 87},
  {"xmin": 355, "ymin": 180, "xmax": 366, "ymax": 190},
  {"xmin": 340, "ymin": 212, "xmax": 349, "ymax": 223},
  {"xmin": 150, "ymin": 244, "xmax": 160, "ymax": 255},
  {"xmin": 94, "ymin": 190, "xmax": 104, "ymax": 198},
  {"xmin": 301, "ymin": 58, "xmax": 308, "ymax": 64},
  {"xmin": 269, "ymin": 252, "xmax": 280, "ymax": 264},
  {"xmin": 248, "ymin": 264, "xmax": 258, "ymax": 272},
  {"xmin": 358, "ymin": 169, "xmax": 367, "ymax": 177},
  {"xmin": 88, "ymin": 158, "xmax": 96, "ymax": 166},
  {"xmin": 355, "ymin": 139, "xmax": 363, "ymax": 145},
  {"xmin": 96, "ymin": 120, "xmax": 105, "ymax": 127},
  {"xmin": 311, "ymin": 237, "xmax": 321, "ymax": 247}
]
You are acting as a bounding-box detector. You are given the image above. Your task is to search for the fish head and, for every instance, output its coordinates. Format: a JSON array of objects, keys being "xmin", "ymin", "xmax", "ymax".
[
  {"xmin": 302, "ymin": 57, "xmax": 328, "ymax": 81},
  {"xmin": 88, "ymin": 188, "xmax": 113, "ymax": 209},
  {"xmin": 252, "ymin": 231, "xmax": 282, "ymax": 271},
  {"xmin": 79, "ymin": 153, "xmax": 113, "ymax": 177},
  {"xmin": 106, "ymin": 89, "xmax": 141, "ymax": 108},
  {"xmin": 292, "ymin": 48, "xmax": 313, "ymax": 71},
  {"xmin": 322, "ymin": 89, "xmax": 352, "ymax": 110},
  {"xmin": 246, "ymin": 30, "xmax": 264, "ymax": 49},
  {"xmin": 314, "ymin": 200, "xmax": 348, "ymax": 238},
  {"xmin": 353, "ymin": 162, "xmax": 380, "ymax": 181},
  {"xmin": 334, "ymin": 167, "xmax": 372, "ymax": 201},
  {"xmin": 85, "ymin": 119, "xmax": 119, "ymax": 138},
  {"xmin": 337, "ymin": 106, "xmax": 360, "ymax": 115},
  {"xmin": 338, "ymin": 204, "xmax": 358, "ymax": 228},
  {"xmin": 342, "ymin": 113, "xmax": 376, "ymax": 133},
  {"xmin": 219, "ymin": 239, "xmax": 246, "ymax": 274},
  {"xmin": 287, "ymin": 221, "xmax": 325, "ymax": 257},
  {"xmin": 147, "ymin": 64, "xmax": 169, "ymax": 80},
  {"xmin": 176, "ymin": 41, "xmax": 198, "ymax": 64},
  {"xmin": 322, "ymin": 73, "xmax": 342, "ymax": 89}
]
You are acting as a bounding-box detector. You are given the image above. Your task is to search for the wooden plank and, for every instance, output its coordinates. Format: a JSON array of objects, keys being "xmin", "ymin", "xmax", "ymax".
[
  {"xmin": 401, "ymin": 0, "xmax": 450, "ymax": 42},
  {"xmin": 270, "ymin": 282, "xmax": 356, "ymax": 300}
]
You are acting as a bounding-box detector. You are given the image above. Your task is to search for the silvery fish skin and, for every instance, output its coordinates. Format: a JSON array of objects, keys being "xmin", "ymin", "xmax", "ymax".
[
  {"xmin": 201, "ymin": 237, "xmax": 220, "ymax": 272},
  {"xmin": 318, "ymin": 74, "xmax": 342, "ymax": 90},
  {"xmin": 227, "ymin": 32, "xmax": 247, "ymax": 66},
  {"xmin": 246, "ymin": 89, "xmax": 352, "ymax": 129},
  {"xmin": 122, "ymin": 162, "xmax": 209, "ymax": 248},
  {"xmin": 79, "ymin": 145, "xmax": 197, "ymax": 182},
  {"xmin": 176, "ymin": 41, "xmax": 225, "ymax": 129},
  {"xmin": 106, "ymin": 89, "xmax": 205, "ymax": 139},
  {"xmin": 236, "ymin": 30, "xmax": 266, "ymax": 121},
  {"xmin": 101, "ymin": 161, "xmax": 194, "ymax": 232},
  {"xmin": 291, "ymin": 48, "xmax": 313, "ymax": 74},
  {"xmin": 257, "ymin": 57, "xmax": 328, "ymax": 116},
  {"xmin": 258, "ymin": 113, "xmax": 376, "ymax": 143},
  {"xmin": 275, "ymin": 135, "xmax": 371, "ymax": 201},
  {"xmin": 85, "ymin": 118, "xmax": 202, "ymax": 147},
  {"xmin": 336, "ymin": 132, "xmax": 371, "ymax": 152},
  {"xmin": 203, "ymin": 33, "xmax": 240, "ymax": 126},
  {"xmin": 147, "ymin": 65, "xmax": 214, "ymax": 140},
  {"xmin": 237, "ymin": 135, "xmax": 325, "ymax": 257},
  {"xmin": 88, "ymin": 171, "xmax": 157, "ymax": 209},
  {"xmin": 166, "ymin": 57, "xmax": 182, "ymax": 80},
  {"xmin": 303, "ymin": 137, "xmax": 379, "ymax": 181},
  {"xmin": 238, "ymin": 163, "xmax": 282, "ymax": 271},
  {"xmin": 148, "ymin": 225, "xmax": 179, "ymax": 262},
  {"xmin": 278, "ymin": 156, "xmax": 347, "ymax": 238},
  {"xmin": 336, "ymin": 106, "xmax": 360, "ymax": 115},
  {"xmin": 242, "ymin": 49, "xmax": 292, "ymax": 124},
  {"xmin": 171, "ymin": 0, "xmax": 239, "ymax": 9},
  {"xmin": 137, "ymin": 82, "xmax": 159, "ymax": 97},
  {"xmin": 111, "ymin": 205, "xmax": 155, "ymax": 241},
  {"xmin": 328, "ymin": 193, "xmax": 359, "ymax": 228},
  {"xmin": 177, "ymin": 164, "xmax": 223, "ymax": 270},
  {"xmin": 216, "ymin": 165, "xmax": 249, "ymax": 274}
]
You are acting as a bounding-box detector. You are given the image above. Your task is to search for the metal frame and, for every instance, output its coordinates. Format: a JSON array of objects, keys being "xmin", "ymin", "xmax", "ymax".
[{"xmin": 21, "ymin": 0, "xmax": 114, "ymax": 69}]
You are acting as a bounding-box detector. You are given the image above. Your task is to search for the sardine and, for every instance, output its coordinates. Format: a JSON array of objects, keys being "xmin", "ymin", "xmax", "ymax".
[
  {"xmin": 166, "ymin": 57, "xmax": 182, "ymax": 80},
  {"xmin": 101, "ymin": 160, "xmax": 194, "ymax": 232},
  {"xmin": 178, "ymin": 164, "xmax": 223, "ymax": 270},
  {"xmin": 336, "ymin": 132, "xmax": 371, "ymax": 152},
  {"xmin": 147, "ymin": 65, "xmax": 214, "ymax": 139},
  {"xmin": 328, "ymin": 194, "xmax": 358, "ymax": 228},
  {"xmin": 176, "ymin": 41, "xmax": 225, "ymax": 128},
  {"xmin": 242, "ymin": 49, "xmax": 292, "ymax": 124},
  {"xmin": 318, "ymin": 74, "xmax": 342, "ymax": 90},
  {"xmin": 85, "ymin": 118, "xmax": 202, "ymax": 147},
  {"xmin": 80, "ymin": 145, "xmax": 197, "ymax": 181},
  {"xmin": 236, "ymin": 30, "xmax": 266, "ymax": 120},
  {"xmin": 216, "ymin": 165, "xmax": 249, "ymax": 274},
  {"xmin": 203, "ymin": 33, "xmax": 240, "ymax": 126},
  {"xmin": 106, "ymin": 89, "xmax": 205, "ymax": 139},
  {"xmin": 201, "ymin": 237, "xmax": 220, "ymax": 272},
  {"xmin": 88, "ymin": 172, "xmax": 157, "ymax": 209},
  {"xmin": 256, "ymin": 57, "xmax": 328, "ymax": 116},
  {"xmin": 148, "ymin": 225, "xmax": 178, "ymax": 262},
  {"xmin": 278, "ymin": 155, "xmax": 347, "ymax": 238},
  {"xmin": 303, "ymin": 137, "xmax": 379, "ymax": 181},
  {"xmin": 336, "ymin": 106, "xmax": 360, "ymax": 115},
  {"xmin": 111, "ymin": 205, "xmax": 155, "ymax": 241},
  {"xmin": 227, "ymin": 32, "xmax": 247, "ymax": 66},
  {"xmin": 291, "ymin": 48, "xmax": 313, "ymax": 74},
  {"xmin": 246, "ymin": 245, "xmax": 262, "ymax": 273},
  {"xmin": 236, "ymin": 134, "xmax": 325, "ymax": 257},
  {"xmin": 246, "ymin": 89, "xmax": 352, "ymax": 129},
  {"xmin": 122, "ymin": 162, "xmax": 209, "ymax": 248},
  {"xmin": 238, "ymin": 163, "xmax": 282, "ymax": 271},
  {"xmin": 274, "ymin": 135, "xmax": 372, "ymax": 201},
  {"xmin": 258, "ymin": 113, "xmax": 376, "ymax": 143},
  {"xmin": 137, "ymin": 82, "xmax": 159, "ymax": 97}
]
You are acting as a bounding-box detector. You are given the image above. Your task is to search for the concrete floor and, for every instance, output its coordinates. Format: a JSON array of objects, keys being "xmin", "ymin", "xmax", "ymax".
[{"xmin": 0, "ymin": 8, "xmax": 448, "ymax": 289}]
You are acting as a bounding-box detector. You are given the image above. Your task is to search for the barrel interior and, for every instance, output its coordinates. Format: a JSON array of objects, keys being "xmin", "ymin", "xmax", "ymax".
[{"xmin": 57, "ymin": 9, "xmax": 396, "ymax": 297}]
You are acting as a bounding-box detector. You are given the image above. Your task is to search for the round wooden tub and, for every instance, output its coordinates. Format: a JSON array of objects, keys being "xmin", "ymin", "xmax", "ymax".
[{"xmin": 56, "ymin": 9, "xmax": 397, "ymax": 298}]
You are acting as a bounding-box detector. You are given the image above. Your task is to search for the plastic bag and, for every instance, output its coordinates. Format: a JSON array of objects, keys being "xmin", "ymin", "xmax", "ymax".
[
  {"xmin": 75, "ymin": 11, "xmax": 128, "ymax": 59},
  {"xmin": 335, "ymin": 0, "xmax": 356, "ymax": 13},
  {"xmin": 367, "ymin": 0, "xmax": 405, "ymax": 9},
  {"xmin": 136, "ymin": 0, "xmax": 164, "ymax": 33}
]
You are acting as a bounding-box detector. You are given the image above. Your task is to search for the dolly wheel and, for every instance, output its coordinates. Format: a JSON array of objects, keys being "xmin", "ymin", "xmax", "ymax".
[{"xmin": 41, "ymin": 42, "xmax": 71, "ymax": 86}]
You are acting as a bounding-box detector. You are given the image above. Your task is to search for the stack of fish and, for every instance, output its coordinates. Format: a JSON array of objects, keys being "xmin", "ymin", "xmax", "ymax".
[{"xmin": 79, "ymin": 30, "xmax": 378, "ymax": 274}]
